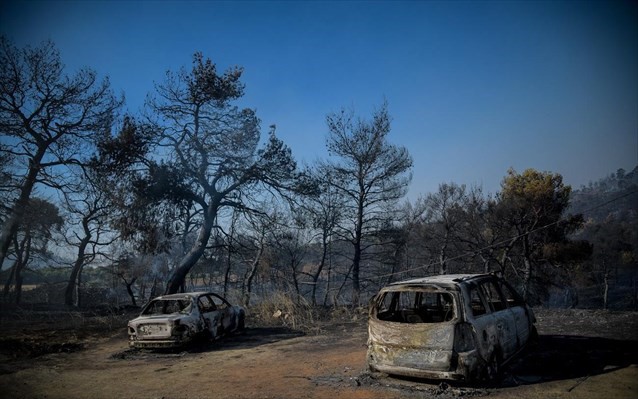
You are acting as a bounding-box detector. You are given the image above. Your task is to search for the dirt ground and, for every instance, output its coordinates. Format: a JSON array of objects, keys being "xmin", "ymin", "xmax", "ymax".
[{"xmin": 0, "ymin": 308, "xmax": 637, "ymax": 399}]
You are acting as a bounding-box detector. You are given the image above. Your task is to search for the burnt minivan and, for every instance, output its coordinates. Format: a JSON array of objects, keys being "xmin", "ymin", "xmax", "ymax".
[{"xmin": 367, "ymin": 273, "xmax": 536, "ymax": 381}]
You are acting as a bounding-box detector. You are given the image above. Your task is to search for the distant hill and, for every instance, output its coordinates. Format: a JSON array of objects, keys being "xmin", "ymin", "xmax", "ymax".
[{"xmin": 569, "ymin": 165, "xmax": 638, "ymax": 223}]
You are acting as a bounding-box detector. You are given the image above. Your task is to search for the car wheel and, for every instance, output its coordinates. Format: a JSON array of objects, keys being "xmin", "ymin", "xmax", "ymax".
[
  {"xmin": 200, "ymin": 329, "xmax": 214, "ymax": 343},
  {"xmin": 529, "ymin": 326, "xmax": 539, "ymax": 344},
  {"xmin": 366, "ymin": 361, "xmax": 376, "ymax": 373},
  {"xmin": 209, "ymin": 323, "xmax": 220, "ymax": 340},
  {"xmin": 487, "ymin": 357, "xmax": 498, "ymax": 379},
  {"xmin": 485, "ymin": 352, "xmax": 502, "ymax": 383}
]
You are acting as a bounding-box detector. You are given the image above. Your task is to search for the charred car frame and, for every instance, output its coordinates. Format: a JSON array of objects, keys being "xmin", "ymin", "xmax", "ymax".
[
  {"xmin": 367, "ymin": 273, "xmax": 536, "ymax": 381},
  {"xmin": 128, "ymin": 292, "xmax": 245, "ymax": 349}
]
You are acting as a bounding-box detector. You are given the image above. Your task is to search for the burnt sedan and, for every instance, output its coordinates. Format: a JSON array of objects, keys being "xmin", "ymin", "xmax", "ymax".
[
  {"xmin": 367, "ymin": 273, "xmax": 536, "ymax": 381},
  {"xmin": 128, "ymin": 292, "xmax": 245, "ymax": 349}
]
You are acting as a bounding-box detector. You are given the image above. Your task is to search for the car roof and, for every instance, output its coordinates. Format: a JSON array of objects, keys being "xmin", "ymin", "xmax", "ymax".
[
  {"xmin": 388, "ymin": 273, "xmax": 495, "ymax": 287},
  {"xmin": 152, "ymin": 292, "xmax": 217, "ymax": 300}
]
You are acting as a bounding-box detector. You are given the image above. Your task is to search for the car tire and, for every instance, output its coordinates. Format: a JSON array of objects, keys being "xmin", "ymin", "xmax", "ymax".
[
  {"xmin": 529, "ymin": 326, "xmax": 539, "ymax": 344},
  {"xmin": 485, "ymin": 352, "xmax": 502, "ymax": 383},
  {"xmin": 200, "ymin": 329, "xmax": 214, "ymax": 343}
]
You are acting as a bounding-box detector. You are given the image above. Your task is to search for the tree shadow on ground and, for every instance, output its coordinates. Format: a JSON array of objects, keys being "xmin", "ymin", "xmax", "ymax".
[
  {"xmin": 504, "ymin": 334, "xmax": 638, "ymax": 386},
  {"xmin": 205, "ymin": 326, "xmax": 305, "ymax": 351},
  {"xmin": 366, "ymin": 334, "xmax": 638, "ymax": 392}
]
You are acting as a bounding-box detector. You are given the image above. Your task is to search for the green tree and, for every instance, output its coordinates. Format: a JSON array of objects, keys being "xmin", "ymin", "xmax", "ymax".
[
  {"xmin": 498, "ymin": 168, "xmax": 589, "ymax": 303},
  {"xmin": 325, "ymin": 102, "xmax": 412, "ymax": 305}
]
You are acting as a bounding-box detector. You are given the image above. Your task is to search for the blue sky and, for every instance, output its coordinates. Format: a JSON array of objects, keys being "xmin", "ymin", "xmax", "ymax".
[{"xmin": 2, "ymin": 0, "xmax": 636, "ymax": 199}]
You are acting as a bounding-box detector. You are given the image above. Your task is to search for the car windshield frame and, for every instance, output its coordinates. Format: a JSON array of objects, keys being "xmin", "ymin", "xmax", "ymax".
[
  {"xmin": 372, "ymin": 286, "xmax": 458, "ymax": 324},
  {"xmin": 141, "ymin": 298, "xmax": 194, "ymax": 316}
]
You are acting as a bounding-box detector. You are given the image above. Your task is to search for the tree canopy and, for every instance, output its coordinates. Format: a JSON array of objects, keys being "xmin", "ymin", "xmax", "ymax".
[
  {"xmin": 103, "ymin": 52, "xmax": 314, "ymax": 294},
  {"xmin": 4, "ymin": 38, "xmax": 632, "ymax": 311},
  {"xmin": 498, "ymin": 168, "xmax": 589, "ymax": 303},
  {"xmin": 325, "ymin": 102, "xmax": 413, "ymax": 305},
  {"xmin": 0, "ymin": 36, "xmax": 121, "ymax": 269}
]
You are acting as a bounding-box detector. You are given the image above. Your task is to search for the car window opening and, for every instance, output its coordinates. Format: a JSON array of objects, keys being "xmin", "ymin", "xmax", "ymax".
[
  {"xmin": 469, "ymin": 285, "xmax": 487, "ymax": 317},
  {"xmin": 142, "ymin": 299, "xmax": 192, "ymax": 315},
  {"xmin": 375, "ymin": 291, "xmax": 455, "ymax": 323}
]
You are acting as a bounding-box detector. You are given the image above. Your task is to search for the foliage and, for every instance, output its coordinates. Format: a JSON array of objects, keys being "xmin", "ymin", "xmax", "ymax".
[
  {"xmin": 325, "ymin": 101, "xmax": 413, "ymax": 305},
  {"xmin": 2, "ymin": 198, "xmax": 63, "ymax": 303},
  {"xmin": 568, "ymin": 167, "xmax": 638, "ymax": 309},
  {"xmin": 420, "ymin": 183, "xmax": 468, "ymax": 275},
  {"xmin": 2, "ymin": 37, "xmax": 633, "ymax": 311},
  {"xmin": 495, "ymin": 168, "xmax": 588, "ymax": 303},
  {"xmin": 101, "ymin": 52, "xmax": 314, "ymax": 294},
  {"xmin": 61, "ymin": 181, "xmax": 117, "ymax": 307},
  {"xmin": 0, "ymin": 36, "xmax": 121, "ymax": 269}
]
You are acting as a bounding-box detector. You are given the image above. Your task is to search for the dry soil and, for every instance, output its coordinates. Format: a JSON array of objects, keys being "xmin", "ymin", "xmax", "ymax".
[{"xmin": 0, "ymin": 308, "xmax": 636, "ymax": 399}]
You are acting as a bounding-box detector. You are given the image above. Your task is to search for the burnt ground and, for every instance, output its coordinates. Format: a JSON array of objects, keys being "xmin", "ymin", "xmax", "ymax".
[{"xmin": 0, "ymin": 308, "xmax": 636, "ymax": 398}]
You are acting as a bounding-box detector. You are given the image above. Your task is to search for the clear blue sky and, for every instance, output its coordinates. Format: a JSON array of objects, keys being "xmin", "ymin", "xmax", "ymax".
[{"xmin": 2, "ymin": 0, "xmax": 637, "ymax": 199}]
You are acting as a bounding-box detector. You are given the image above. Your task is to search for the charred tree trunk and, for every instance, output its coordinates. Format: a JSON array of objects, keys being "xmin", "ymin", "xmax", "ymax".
[
  {"xmin": 126, "ymin": 277, "xmax": 137, "ymax": 307},
  {"xmin": 2, "ymin": 262, "xmax": 16, "ymax": 300},
  {"xmin": 386, "ymin": 245, "xmax": 402, "ymax": 286},
  {"xmin": 348, "ymin": 184, "xmax": 366, "ymax": 307},
  {"xmin": 0, "ymin": 149, "xmax": 45, "ymax": 268},
  {"xmin": 149, "ymin": 278, "xmax": 159, "ymax": 301},
  {"xmin": 166, "ymin": 199, "xmax": 219, "ymax": 294},
  {"xmin": 352, "ymin": 203, "xmax": 363, "ymax": 306},
  {"xmin": 311, "ymin": 232, "xmax": 329, "ymax": 306},
  {"xmin": 438, "ymin": 238, "xmax": 448, "ymax": 275},
  {"xmin": 76, "ymin": 266, "xmax": 83, "ymax": 308},
  {"xmin": 65, "ymin": 225, "xmax": 91, "ymax": 307},
  {"xmin": 603, "ymin": 261, "xmax": 610, "ymax": 310},
  {"xmin": 336, "ymin": 263, "xmax": 354, "ymax": 307},
  {"xmin": 521, "ymin": 235, "xmax": 533, "ymax": 302},
  {"xmin": 242, "ymin": 234, "xmax": 264, "ymax": 308},
  {"xmin": 224, "ymin": 246, "xmax": 233, "ymax": 297},
  {"xmin": 3, "ymin": 234, "xmax": 29, "ymax": 303},
  {"xmin": 223, "ymin": 213, "xmax": 238, "ymax": 297},
  {"xmin": 323, "ymin": 241, "xmax": 333, "ymax": 307},
  {"xmin": 481, "ymin": 254, "xmax": 490, "ymax": 274},
  {"xmin": 13, "ymin": 235, "xmax": 31, "ymax": 305}
]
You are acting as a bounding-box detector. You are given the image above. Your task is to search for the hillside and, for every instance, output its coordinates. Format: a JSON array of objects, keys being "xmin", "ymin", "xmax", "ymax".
[{"xmin": 569, "ymin": 165, "xmax": 638, "ymax": 222}]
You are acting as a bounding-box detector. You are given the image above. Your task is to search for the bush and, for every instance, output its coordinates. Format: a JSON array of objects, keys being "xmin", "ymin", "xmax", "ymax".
[
  {"xmin": 247, "ymin": 291, "xmax": 368, "ymax": 334},
  {"xmin": 248, "ymin": 291, "xmax": 317, "ymax": 333}
]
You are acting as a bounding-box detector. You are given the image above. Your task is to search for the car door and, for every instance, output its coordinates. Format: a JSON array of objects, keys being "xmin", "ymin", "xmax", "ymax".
[
  {"xmin": 198, "ymin": 295, "xmax": 221, "ymax": 337},
  {"xmin": 209, "ymin": 294, "xmax": 235, "ymax": 333},
  {"xmin": 480, "ymin": 280, "xmax": 518, "ymax": 359},
  {"xmin": 498, "ymin": 280, "xmax": 532, "ymax": 347},
  {"xmin": 465, "ymin": 283, "xmax": 498, "ymax": 362}
]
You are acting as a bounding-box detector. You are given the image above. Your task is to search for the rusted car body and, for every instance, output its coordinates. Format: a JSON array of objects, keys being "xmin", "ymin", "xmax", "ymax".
[
  {"xmin": 367, "ymin": 273, "xmax": 536, "ymax": 381},
  {"xmin": 128, "ymin": 292, "xmax": 245, "ymax": 349}
]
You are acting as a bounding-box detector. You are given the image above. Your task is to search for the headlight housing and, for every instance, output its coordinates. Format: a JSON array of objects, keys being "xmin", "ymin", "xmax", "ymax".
[{"xmin": 171, "ymin": 319, "xmax": 188, "ymax": 336}]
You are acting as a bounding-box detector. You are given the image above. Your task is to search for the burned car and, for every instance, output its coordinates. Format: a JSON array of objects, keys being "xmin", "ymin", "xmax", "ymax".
[
  {"xmin": 367, "ymin": 273, "xmax": 536, "ymax": 381},
  {"xmin": 128, "ymin": 292, "xmax": 245, "ymax": 349}
]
